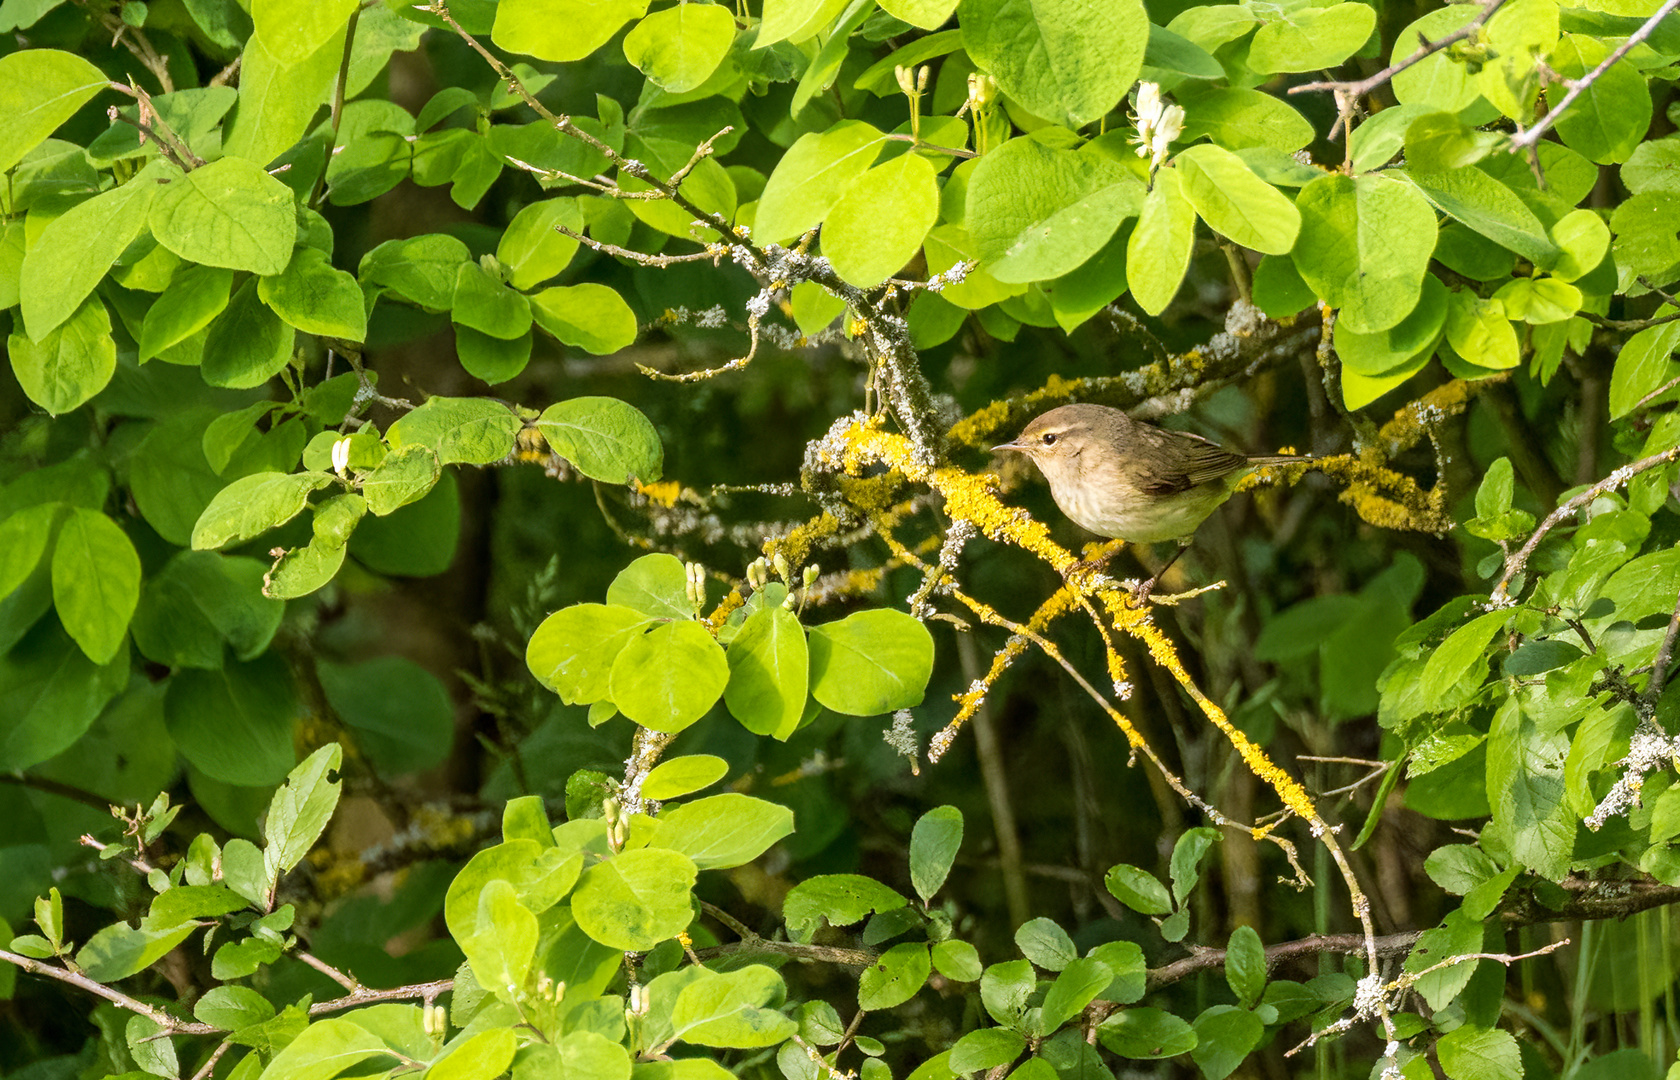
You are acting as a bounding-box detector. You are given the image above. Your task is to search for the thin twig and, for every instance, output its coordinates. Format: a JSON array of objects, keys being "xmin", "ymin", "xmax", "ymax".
[
  {"xmin": 189, "ymin": 1040, "xmax": 232, "ymax": 1080},
  {"xmin": 1643, "ymin": 591, "xmax": 1680, "ymax": 708},
  {"xmin": 1493, "ymin": 446, "xmax": 1680, "ymax": 600},
  {"xmin": 641, "ymin": 318, "xmax": 760, "ymax": 382},
  {"xmin": 1511, "ymin": 0, "xmax": 1680, "ymax": 151},
  {"xmin": 1291, "ymin": 0, "xmax": 1507, "ymax": 100},
  {"xmin": 311, "ymin": 6, "xmax": 362, "ymax": 208},
  {"xmin": 555, "ymin": 225, "xmax": 722, "ymax": 267},
  {"xmin": 880, "ymin": 133, "xmax": 977, "ymax": 159}
]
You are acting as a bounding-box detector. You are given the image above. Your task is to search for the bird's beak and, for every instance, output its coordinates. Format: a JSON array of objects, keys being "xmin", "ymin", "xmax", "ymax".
[{"xmin": 992, "ymin": 440, "xmax": 1028, "ymax": 453}]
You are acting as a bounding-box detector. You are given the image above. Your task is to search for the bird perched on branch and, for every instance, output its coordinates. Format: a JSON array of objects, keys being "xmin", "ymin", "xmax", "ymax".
[{"xmin": 993, "ymin": 403, "xmax": 1308, "ymax": 603}]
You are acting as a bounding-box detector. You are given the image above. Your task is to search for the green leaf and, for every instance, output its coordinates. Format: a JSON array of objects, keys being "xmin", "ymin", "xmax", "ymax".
[
  {"xmin": 1178, "ymin": 87, "xmax": 1314, "ymax": 154},
  {"xmin": 536, "ymin": 396, "xmax": 664, "ymax": 484},
  {"xmin": 0, "ymin": 618, "xmax": 129, "ymax": 771},
  {"xmin": 807, "ymin": 608, "xmax": 934, "ymax": 715},
  {"xmin": 1550, "ymin": 208, "xmax": 1611, "ymax": 282},
  {"xmin": 251, "ymin": 0, "xmax": 358, "ymax": 64},
  {"xmin": 967, "ymin": 136, "xmax": 1143, "ymax": 284},
  {"xmin": 1444, "ymin": 290, "xmax": 1520, "ymax": 370},
  {"xmin": 258, "ymin": 1018, "xmax": 390, "ymax": 1080},
  {"xmin": 192, "ymin": 471, "xmax": 334, "ymax": 550},
  {"xmin": 757, "ymin": 0, "xmax": 849, "ymax": 45},
  {"xmin": 608, "ymin": 620, "xmax": 730, "ymax": 732},
  {"xmin": 1104, "ymin": 863, "xmax": 1172, "ymax": 915},
  {"xmin": 261, "ymin": 496, "xmax": 364, "ymax": 600},
  {"xmin": 385, "ymin": 396, "xmax": 523, "ymax": 466},
  {"xmin": 463, "ymin": 880, "xmax": 538, "ymax": 1000},
  {"xmin": 1223, "ymin": 925, "xmax": 1265, "ymax": 1007},
  {"xmin": 1174, "ymin": 145, "xmax": 1298, "ymax": 255},
  {"xmin": 0, "ymin": 49, "xmax": 108, "ymax": 175},
  {"xmin": 782, "ymin": 874, "xmax": 907, "ymax": 941},
  {"xmin": 1190, "ymin": 1005, "xmax": 1264, "ymax": 1080},
  {"xmin": 526, "ymin": 603, "xmax": 654, "ymax": 704},
  {"xmin": 667, "ymin": 964, "xmax": 798, "ymax": 1048},
  {"xmin": 318, "ymin": 657, "xmax": 453, "ymax": 777},
  {"xmin": 933, "ymin": 939, "xmax": 983, "ymax": 981},
  {"xmin": 949, "ymin": 1028, "xmax": 1026, "ymax": 1073},
  {"xmin": 1409, "ymin": 166, "xmax": 1557, "ymax": 269},
  {"xmin": 492, "ymin": 0, "xmax": 650, "ymax": 63},
  {"xmin": 979, "ymin": 958, "xmax": 1036, "ymax": 1028},
  {"xmin": 642, "ymin": 755, "xmax": 729, "ymax": 800},
  {"xmin": 258, "ymin": 247, "xmax": 368, "ymax": 341},
  {"xmin": 651, "ymin": 793, "xmax": 795, "ymax": 870},
  {"xmin": 1333, "ymin": 275, "xmax": 1449, "ymax": 377},
  {"xmin": 1015, "ymin": 917, "xmax": 1076, "ymax": 970},
  {"xmin": 858, "ymin": 941, "xmax": 931, "ymax": 1010},
  {"xmin": 529, "ymin": 283, "xmax": 639, "ymax": 355},
  {"xmin": 1293, "ymin": 172, "xmax": 1437, "ymax": 333},
  {"xmin": 623, "ymin": 4, "xmax": 736, "ymax": 94},
  {"xmin": 444, "ymin": 840, "xmax": 583, "ymax": 940},
  {"xmin": 1247, "ymin": 2, "xmax": 1375, "ymax": 75},
  {"xmin": 202, "ymin": 278, "xmax": 297, "ymax": 389},
  {"xmin": 0, "ymin": 504, "xmax": 60, "ymax": 602},
  {"xmin": 824, "ymin": 153, "xmax": 941, "ymax": 288},
  {"xmin": 453, "ymin": 261, "xmax": 533, "ymax": 340},
  {"xmin": 164, "ymin": 653, "xmax": 299, "ymax": 786},
  {"xmin": 50, "ymin": 508, "xmax": 140, "ymax": 665},
  {"xmin": 1476, "ymin": 458, "xmax": 1515, "ymax": 521},
  {"xmin": 909, "ymin": 805, "xmax": 963, "ymax": 904},
  {"xmin": 77, "ymin": 920, "xmax": 197, "ymax": 983},
  {"xmin": 193, "ymin": 986, "xmax": 276, "ymax": 1030},
  {"xmin": 497, "ymin": 198, "xmax": 584, "ymax": 291},
  {"xmin": 1487, "ymin": 696, "xmax": 1572, "ymax": 881},
  {"xmin": 1041, "ymin": 956, "xmax": 1113, "ymax": 1033},
  {"xmin": 431, "ymin": 1030, "xmax": 517, "ymax": 1080},
  {"xmin": 1437, "ymin": 1024, "xmax": 1521, "ymax": 1080},
  {"xmin": 1391, "ymin": 6, "xmax": 1484, "ymax": 112},
  {"xmin": 262, "ymin": 743, "xmax": 342, "ymax": 882},
  {"xmin": 9, "ymin": 294, "xmax": 116, "ymax": 417},
  {"xmin": 1609, "ymin": 320, "xmax": 1680, "ymax": 419},
  {"xmin": 360, "ymin": 233, "xmax": 470, "ymax": 310},
  {"xmin": 1419, "ymin": 609, "xmax": 1507, "ymax": 700},
  {"xmin": 19, "ymin": 161, "xmax": 167, "ymax": 340},
  {"xmin": 1127, "ymin": 168, "xmax": 1196, "ymax": 316},
  {"xmin": 1097, "ymin": 1007, "xmax": 1197, "ymax": 1059},
  {"xmin": 139, "ymin": 265, "xmax": 235, "ymax": 362},
  {"xmin": 149, "ymin": 157, "xmax": 296, "ymax": 276},
  {"xmin": 571, "ymin": 847, "xmax": 697, "ymax": 950},
  {"xmin": 1547, "ymin": 34, "xmax": 1650, "ymax": 165},
  {"xmin": 879, "ymin": 0, "xmax": 959, "ymax": 30},
  {"xmin": 958, "ymin": 0, "xmax": 1148, "ymax": 129},
  {"xmin": 608, "ymin": 553, "xmax": 692, "ymax": 620},
  {"xmin": 754, "ymin": 120, "xmax": 888, "ymax": 244},
  {"xmin": 360, "ymin": 444, "xmax": 441, "ymax": 517},
  {"xmin": 724, "ymin": 605, "xmax": 809, "ymax": 738}
]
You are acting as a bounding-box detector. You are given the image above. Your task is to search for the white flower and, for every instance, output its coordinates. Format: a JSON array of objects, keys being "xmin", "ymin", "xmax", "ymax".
[
  {"xmin": 330, "ymin": 437, "xmax": 351, "ymax": 475},
  {"xmin": 1130, "ymin": 82, "xmax": 1183, "ymax": 171}
]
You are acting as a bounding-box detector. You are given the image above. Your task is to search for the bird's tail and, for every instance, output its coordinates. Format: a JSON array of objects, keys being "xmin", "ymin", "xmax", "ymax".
[{"xmin": 1247, "ymin": 453, "xmax": 1313, "ymax": 467}]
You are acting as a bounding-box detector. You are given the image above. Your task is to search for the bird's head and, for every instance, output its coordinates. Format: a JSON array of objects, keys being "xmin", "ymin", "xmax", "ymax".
[{"xmin": 992, "ymin": 405, "xmax": 1113, "ymax": 482}]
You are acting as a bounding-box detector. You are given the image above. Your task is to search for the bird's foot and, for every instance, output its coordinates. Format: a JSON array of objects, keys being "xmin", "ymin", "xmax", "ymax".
[{"xmin": 1128, "ymin": 575, "xmax": 1161, "ymax": 608}]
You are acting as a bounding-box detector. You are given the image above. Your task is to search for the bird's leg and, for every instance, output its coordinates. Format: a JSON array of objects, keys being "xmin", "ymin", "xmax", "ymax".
[
  {"xmin": 1062, "ymin": 539, "xmax": 1126, "ymax": 586},
  {"xmin": 1130, "ymin": 539, "xmax": 1192, "ymax": 606}
]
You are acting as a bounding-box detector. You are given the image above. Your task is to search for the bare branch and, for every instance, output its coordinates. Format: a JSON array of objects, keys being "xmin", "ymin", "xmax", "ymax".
[
  {"xmin": 1291, "ymin": 0, "xmax": 1507, "ymax": 101},
  {"xmin": 1492, "ymin": 446, "xmax": 1680, "ymax": 601},
  {"xmin": 1511, "ymin": 0, "xmax": 1680, "ymax": 151}
]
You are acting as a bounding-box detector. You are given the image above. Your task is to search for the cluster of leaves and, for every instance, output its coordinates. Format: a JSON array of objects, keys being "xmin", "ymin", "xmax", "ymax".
[
  {"xmin": 13, "ymin": 0, "xmax": 1680, "ymax": 1077},
  {"xmin": 526, "ymin": 554, "xmax": 933, "ymax": 735}
]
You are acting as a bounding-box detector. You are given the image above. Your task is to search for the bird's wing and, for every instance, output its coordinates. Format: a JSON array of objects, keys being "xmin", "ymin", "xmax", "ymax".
[{"xmin": 1136, "ymin": 429, "xmax": 1249, "ymax": 494}]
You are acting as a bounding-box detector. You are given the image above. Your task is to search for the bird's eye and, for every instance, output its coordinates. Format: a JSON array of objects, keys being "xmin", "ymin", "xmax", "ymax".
[{"xmin": 1041, "ymin": 432, "xmax": 1058, "ymax": 446}]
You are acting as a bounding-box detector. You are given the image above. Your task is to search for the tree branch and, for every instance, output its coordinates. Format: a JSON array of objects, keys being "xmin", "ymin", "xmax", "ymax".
[{"xmin": 1511, "ymin": 0, "xmax": 1680, "ymax": 151}]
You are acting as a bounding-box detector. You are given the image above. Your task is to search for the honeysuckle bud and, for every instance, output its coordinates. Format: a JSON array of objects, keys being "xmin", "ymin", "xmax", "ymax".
[
  {"xmin": 967, "ymin": 71, "xmax": 997, "ymax": 108},
  {"xmin": 331, "ymin": 436, "xmax": 351, "ymax": 475},
  {"xmin": 1130, "ymin": 81, "xmax": 1183, "ymax": 171}
]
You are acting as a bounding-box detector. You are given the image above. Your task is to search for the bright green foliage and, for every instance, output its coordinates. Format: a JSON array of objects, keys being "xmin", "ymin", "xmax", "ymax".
[{"xmin": 9, "ymin": 0, "xmax": 1680, "ymax": 1077}]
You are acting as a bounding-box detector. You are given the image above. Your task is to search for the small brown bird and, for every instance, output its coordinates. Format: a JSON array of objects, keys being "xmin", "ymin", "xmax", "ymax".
[{"xmin": 994, "ymin": 403, "xmax": 1308, "ymax": 602}]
